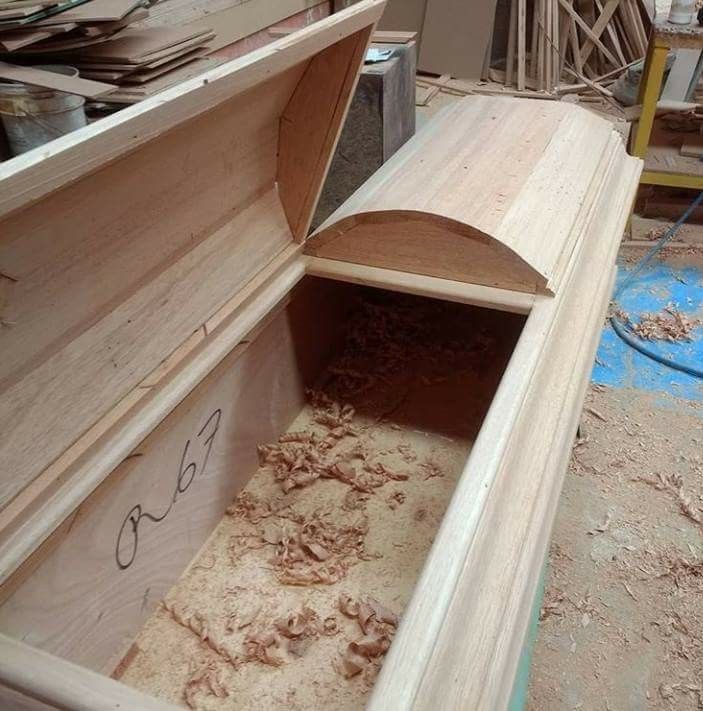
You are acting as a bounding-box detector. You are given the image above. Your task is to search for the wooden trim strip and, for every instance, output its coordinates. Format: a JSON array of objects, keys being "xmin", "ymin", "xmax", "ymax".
[
  {"xmin": 305, "ymin": 256, "xmax": 536, "ymax": 314},
  {"xmin": 0, "ymin": 633, "xmax": 180, "ymax": 711}
]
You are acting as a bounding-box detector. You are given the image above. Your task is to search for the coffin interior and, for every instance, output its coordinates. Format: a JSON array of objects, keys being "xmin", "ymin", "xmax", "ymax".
[{"xmin": 0, "ymin": 277, "xmax": 525, "ymax": 709}]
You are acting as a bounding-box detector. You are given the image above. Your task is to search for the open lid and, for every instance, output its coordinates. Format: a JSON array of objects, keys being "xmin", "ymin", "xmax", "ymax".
[
  {"xmin": 306, "ymin": 96, "xmax": 622, "ymax": 295},
  {"xmin": 0, "ymin": 1, "xmax": 384, "ymax": 524}
]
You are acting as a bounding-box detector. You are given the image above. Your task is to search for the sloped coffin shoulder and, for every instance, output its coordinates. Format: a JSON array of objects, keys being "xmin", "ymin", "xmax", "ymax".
[
  {"xmin": 304, "ymin": 96, "xmax": 622, "ymax": 295},
  {"xmin": 305, "ymin": 209, "xmax": 546, "ymax": 293}
]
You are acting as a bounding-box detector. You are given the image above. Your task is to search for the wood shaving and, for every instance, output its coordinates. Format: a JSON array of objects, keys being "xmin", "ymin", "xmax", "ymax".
[
  {"xmin": 336, "ymin": 593, "xmax": 399, "ymax": 678},
  {"xmin": 386, "ymin": 490, "xmax": 406, "ymax": 510},
  {"xmin": 243, "ymin": 630, "xmax": 283, "ymax": 667},
  {"xmin": 630, "ymin": 305, "xmax": 701, "ymax": 342},
  {"xmin": 183, "ymin": 661, "xmax": 228, "ymax": 709},
  {"xmin": 633, "ymin": 472, "xmax": 703, "ymax": 527},
  {"xmin": 162, "ymin": 601, "xmax": 242, "ymax": 669}
]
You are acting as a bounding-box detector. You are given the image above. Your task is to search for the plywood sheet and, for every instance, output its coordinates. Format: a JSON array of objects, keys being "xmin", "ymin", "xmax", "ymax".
[{"xmin": 418, "ymin": 0, "xmax": 498, "ymax": 78}]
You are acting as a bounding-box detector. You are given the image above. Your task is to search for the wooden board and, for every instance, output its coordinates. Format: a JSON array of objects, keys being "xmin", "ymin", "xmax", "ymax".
[
  {"xmin": 305, "ymin": 256, "xmax": 535, "ymax": 314},
  {"xmin": 71, "ymin": 26, "xmax": 210, "ymax": 61},
  {"xmin": 33, "ymin": 0, "xmax": 143, "ymax": 23},
  {"xmin": 0, "ymin": 633, "xmax": 179, "ymax": 711},
  {"xmin": 376, "ymin": 0, "xmax": 427, "ymax": 50},
  {"xmin": 0, "ymin": 61, "xmax": 116, "ymax": 96},
  {"xmin": 137, "ymin": 0, "xmax": 325, "ymax": 54},
  {"xmin": 278, "ymin": 26, "xmax": 372, "ymax": 240},
  {"xmin": 0, "ymin": 23, "xmax": 77, "ymax": 52},
  {"xmin": 418, "ymin": 0, "xmax": 498, "ymax": 78}
]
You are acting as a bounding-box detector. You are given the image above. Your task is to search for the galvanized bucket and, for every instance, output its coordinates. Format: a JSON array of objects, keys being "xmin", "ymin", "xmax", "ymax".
[{"xmin": 0, "ymin": 65, "xmax": 87, "ymax": 157}]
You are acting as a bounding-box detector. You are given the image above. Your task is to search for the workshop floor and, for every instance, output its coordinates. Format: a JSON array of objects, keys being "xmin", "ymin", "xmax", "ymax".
[{"xmin": 527, "ymin": 243, "xmax": 703, "ymax": 710}]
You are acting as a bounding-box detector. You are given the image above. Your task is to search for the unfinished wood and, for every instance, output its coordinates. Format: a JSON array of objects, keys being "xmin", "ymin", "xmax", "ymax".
[
  {"xmin": 376, "ymin": 0, "xmax": 427, "ymax": 49},
  {"xmin": 0, "ymin": 189, "xmax": 293, "ymax": 512},
  {"xmin": 0, "ymin": 4, "xmax": 384, "ymax": 591},
  {"xmin": 368, "ymin": 129, "xmax": 641, "ymax": 711},
  {"xmin": 0, "ymin": 91, "xmax": 640, "ymax": 711},
  {"xmin": 305, "ymin": 256, "xmax": 535, "ymax": 314},
  {"xmin": 70, "ymin": 27, "xmax": 210, "ymax": 61},
  {"xmin": 505, "ymin": 0, "xmax": 517, "ymax": 85},
  {"xmin": 278, "ymin": 26, "xmax": 373, "ymax": 241},
  {"xmin": 0, "ymin": 61, "xmax": 116, "ymax": 96},
  {"xmin": 0, "ymin": 23, "xmax": 78, "ymax": 51},
  {"xmin": 557, "ymin": 0, "xmax": 620, "ymax": 67},
  {"xmin": 34, "ymin": 0, "xmax": 143, "ymax": 23},
  {"xmin": 0, "ymin": 633, "xmax": 179, "ymax": 711},
  {"xmin": 418, "ymin": 0, "xmax": 498, "ymax": 78},
  {"xmin": 0, "ymin": 246, "xmax": 304, "ymax": 596},
  {"xmin": 0, "ymin": 5, "xmax": 42, "ymax": 18},
  {"xmin": 0, "ymin": 296, "xmax": 339, "ymax": 673},
  {"xmin": 138, "ymin": 0, "xmax": 324, "ymax": 53},
  {"xmin": 97, "ymin": 57, "xmax": 221, "ymax": 102},
  {"xmin": 0, "ymin": 0, "xmax": 385, "ymax": 220},
  {"xmin": 0, "ymin": 70, "xmax": 306, "ymax": 514},
  {"xmin": 306, "ymin": 212, "xmax": 545, "ymax": 293},
  {"xmin": 306, "ymin": 98, "xmax": 618, "ymax": 294},
  {"xmin": 580, "ymin": 0, "xmax": 621, "ymax": 65},
  {"xmin": 517, "ymin": 0, "xmax": 526, "ymax": 89},
  {"xmin": 270, "ymin": 26, "xmax": 416, "ymax": 44}
]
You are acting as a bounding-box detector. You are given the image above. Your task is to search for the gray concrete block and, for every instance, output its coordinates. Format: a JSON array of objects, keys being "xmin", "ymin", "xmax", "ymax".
[{"xmin": 312, "ymin": 40, "xmax": 416, "ymax": 231}]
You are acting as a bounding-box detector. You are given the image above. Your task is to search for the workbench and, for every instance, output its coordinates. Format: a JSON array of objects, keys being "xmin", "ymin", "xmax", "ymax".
[{"xmin": 632, "ymin": 16, "xmax": 703, "ymax": 188}]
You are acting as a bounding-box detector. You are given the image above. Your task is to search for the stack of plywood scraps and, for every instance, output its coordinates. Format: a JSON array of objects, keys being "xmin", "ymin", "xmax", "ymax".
[
  {"xmin": 493, "ymin": 0, "xmax": 650, "ymax": 95},
  {"xmin": 0, "ymin": 0, "xmax": 219, "ymax": 103}
]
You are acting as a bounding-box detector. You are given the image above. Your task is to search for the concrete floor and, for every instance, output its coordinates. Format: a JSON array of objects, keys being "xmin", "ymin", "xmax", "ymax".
[{"xmin": 528, "ymin": 244, "xmax": 703, "ymax": 710}]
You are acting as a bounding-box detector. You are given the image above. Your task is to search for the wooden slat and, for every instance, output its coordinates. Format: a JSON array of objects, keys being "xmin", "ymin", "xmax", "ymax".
[
  {"xmin": 305, "ymin": 256, "xmax": 535, "ymax": 314},
  {"xmin": 557, "ymin": 0, "xmax": 620, "ymax": 67},
  {"xmin": 579, "ymin": 0, "xmax": 621, "ymax": 66},
  {"xmin": 517, "ymin": 0, "xmax": 526, "ymax": 90}
]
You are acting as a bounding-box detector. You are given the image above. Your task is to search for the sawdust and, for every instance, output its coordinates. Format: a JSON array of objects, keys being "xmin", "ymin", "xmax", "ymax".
[
  {"xmin": 528, "ymin": 385, "xmax": 703, "ymax": 710},
  {"xmin": 118, "ymin": 292, "xmax": 523, "ymax": 710}
]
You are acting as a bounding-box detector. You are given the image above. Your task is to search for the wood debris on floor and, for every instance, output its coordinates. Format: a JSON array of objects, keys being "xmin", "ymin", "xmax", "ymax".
[
  {"xmin": 411, "ymin": 0, "xmax": 650, "ymax": 105},
  {"xmin": 529, "ymin": 385, "xmax": 703, "ymax": 711},
  {"xmin": 115, "ymin": 293, "xmax": 522, "ymax": 710},
  {"xmin": 529, "ymin": 248, "xmax": 703, "ymax": 710}
]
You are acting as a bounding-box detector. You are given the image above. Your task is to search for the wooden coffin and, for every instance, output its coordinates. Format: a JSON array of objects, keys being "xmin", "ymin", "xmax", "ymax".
[{"xmin": 0, "ymin": 2, "xmax": 641, "ymax": 706}]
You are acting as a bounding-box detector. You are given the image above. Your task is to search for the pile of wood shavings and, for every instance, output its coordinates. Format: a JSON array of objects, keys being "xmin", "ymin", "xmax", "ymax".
[
  {"xmin": 631, "ymin": 304, "xmax": 701, "ymax": 342},
  {"xmin": 118, "ymin": 294, "xmax": 520, "ymax": 710}
]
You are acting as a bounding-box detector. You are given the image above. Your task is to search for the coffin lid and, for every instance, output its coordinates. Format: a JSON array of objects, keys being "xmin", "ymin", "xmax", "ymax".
[
  {"xmin": 0, "ymin": 2, "xmax": 383, "ymax": 526},
  {"xmin": 306, "ymin": 97, "xmax": 619, "ymax": 295}
]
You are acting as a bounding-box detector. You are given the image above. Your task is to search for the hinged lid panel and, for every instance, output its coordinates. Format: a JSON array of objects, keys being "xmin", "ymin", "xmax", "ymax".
[{"xmin": 0, "ymin": 1, "xmax": 383, "ymax": 514}]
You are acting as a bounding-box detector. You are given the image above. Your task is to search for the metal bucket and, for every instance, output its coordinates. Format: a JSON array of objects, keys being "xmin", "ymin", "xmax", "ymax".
[{"xmin": 0, "ymin": 65, "xmax": 87, "ymax": 157}]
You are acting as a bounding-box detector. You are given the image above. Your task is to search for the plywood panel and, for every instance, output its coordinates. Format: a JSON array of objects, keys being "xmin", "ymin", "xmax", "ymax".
[
  {"xmin": 0, "ymin": 66, "xmax": 303, "ymax": 395},
  {"xmin": 0, "ymin": 190, "xmax": 291, "ymax": 512},
  {"xmin": 0, "ymin": 299, "xmax": 329, "ymax": 672},
  {"xmin": 418, "ymin": 0, "xmax": 498, "ymax": 78}
]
